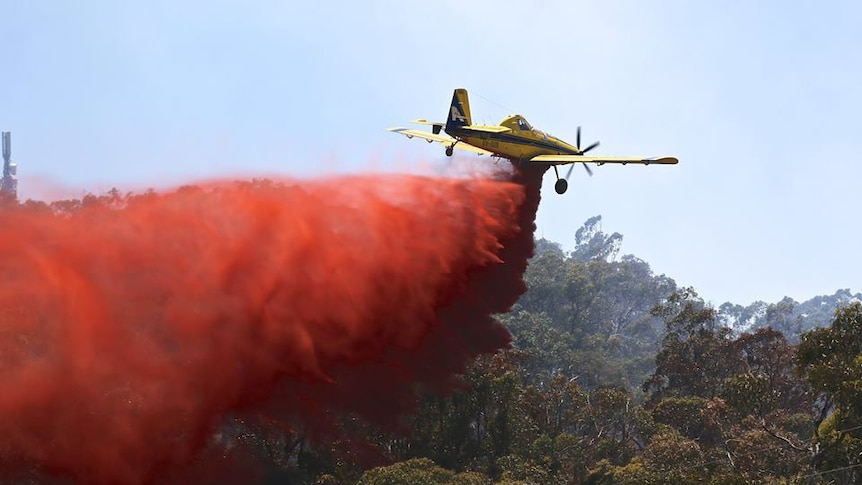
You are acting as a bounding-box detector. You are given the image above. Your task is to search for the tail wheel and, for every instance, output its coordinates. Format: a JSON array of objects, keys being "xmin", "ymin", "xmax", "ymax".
[
  {"xmin": 445, "ymin": 146, "xmax": 454, "ymax": 157},
  {"xmin": 554, "ymin": 178, "xmax": 568, "ymax": 195}
]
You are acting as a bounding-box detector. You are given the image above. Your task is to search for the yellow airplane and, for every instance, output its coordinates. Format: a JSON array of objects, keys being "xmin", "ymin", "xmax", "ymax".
[{"xmin": 388, "ymin": 88, "xmax": 678, "ymax": 194}]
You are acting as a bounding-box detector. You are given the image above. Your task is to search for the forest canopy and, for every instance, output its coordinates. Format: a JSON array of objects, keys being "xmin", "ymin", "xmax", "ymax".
[{"xmin": 243, "ymin": 213, "xmax": 861, "ymax": 484}]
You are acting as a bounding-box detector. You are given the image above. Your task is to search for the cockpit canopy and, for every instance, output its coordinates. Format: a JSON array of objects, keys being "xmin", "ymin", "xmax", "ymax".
[
  {"xmin": 500, "ymin": 115, "xmax": 553, "ymax": 140},
  {"xmin": 502, "ymin": 115, "xmax": 533, "ymax": 131},
  {"xmin": 501, "ymin": 115, "xmax": 553, "ymax": 140}
]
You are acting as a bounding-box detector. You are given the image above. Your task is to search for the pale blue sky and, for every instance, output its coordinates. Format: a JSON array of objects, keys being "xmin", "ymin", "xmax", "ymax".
[{"xmin": 3, "ymin": 1, "xmax": 860, "ymax": 305}]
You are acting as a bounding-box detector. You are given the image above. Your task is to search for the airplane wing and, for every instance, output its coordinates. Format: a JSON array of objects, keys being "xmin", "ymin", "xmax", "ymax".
[
  {"xmin": 529, "ymin": 154, "xmax": 679, "ymax": 166},
  {"xmin": 387, "ymin": 128, "xmax": 493, "ymax": 155}
]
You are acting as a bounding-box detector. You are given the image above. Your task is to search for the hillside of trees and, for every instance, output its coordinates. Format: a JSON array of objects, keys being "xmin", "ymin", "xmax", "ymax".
[
  {"xmin": 3, "ymin": 190, "xmax": 860, "ymax": 484},
  {"xmin": 719, "ymin": 289, "xmax": 861, "ymax": 340},
  {"xmin": 238, "ymin": 215, "xmax": 860, "ymax": 485}
]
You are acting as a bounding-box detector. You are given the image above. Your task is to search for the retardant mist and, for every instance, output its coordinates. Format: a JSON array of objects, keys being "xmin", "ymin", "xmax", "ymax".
[{"xmin": 0, "ymin": 169, "xmax": 545, "ymax": 484}]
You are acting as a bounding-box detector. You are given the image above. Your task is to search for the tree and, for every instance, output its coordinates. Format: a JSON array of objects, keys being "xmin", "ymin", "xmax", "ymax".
[
  {"xmin": 570, "ymin": 216, "xmax": 622, "ymax": 263},
  {"xmin": 650, "ymin": 396, "xmax": 712, "ymax": 441},
  {"xmin": 644, "ymin": 288, "xmax": 741, "ymax": 403},
  {"xmin": 583, "ymin": 387, "xmax": 642, "ymax": 466},
  {"xmin": 404, "ymin": 351, "xmax": 527, "ymax": 475},
  {"xmin": 763, "ymin": 298, "xmax": 804, "ymax": 340},
  {"xmin": 519, "ymin": 374, "xmax": 587, "ymax": 439},
  {"xmin": 518, "ymin": 240, "xmax": 568, "ymax": 318},
  {"xmin": 722, "ymin": 327, "xmax": 810, "ymax": 417},
  {"xmin": 502, "ymin": 311, "xmax": 578, "ymax": 381},
  {"xmin": 356, "ymin": 458, "xmax": 492, "ymax": 485},
  {"xmin": 512, "ymin": 218, "xmax": 677, "ymax": 392},
  {"xmin": 642, "ymin": 430, "xmax": 706, "ymax": 484},
  {"xmin": 797, "ymin": 302, "xmax": 862, "ymax": 482}
]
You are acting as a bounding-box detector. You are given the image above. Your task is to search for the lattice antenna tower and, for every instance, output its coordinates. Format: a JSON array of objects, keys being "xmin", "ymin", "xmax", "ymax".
[{"xmin": 1, "ymin": 131, "xmax": 18, "ymax": 200}]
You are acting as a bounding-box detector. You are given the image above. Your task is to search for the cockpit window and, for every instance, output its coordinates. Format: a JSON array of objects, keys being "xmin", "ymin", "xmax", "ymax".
[{"xmin": 517, "ymin": 118, "xmax": 532, "ymax": 130}]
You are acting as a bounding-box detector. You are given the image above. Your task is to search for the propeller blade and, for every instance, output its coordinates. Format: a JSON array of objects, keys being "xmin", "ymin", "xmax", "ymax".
[
  {"xmin": 565, "ymin": 163, "xmax": 576, "ymax": 180},
  {"xmin": 576, "ymin": 126, "xmax": 581, "ymax": 150},
  {"xmin": 582, "ymin": 163, "xmax": 593, "ymax": 177},
  {"xmin": 582, "ymin": 141, "xmax": 600, "ymax": 153}
]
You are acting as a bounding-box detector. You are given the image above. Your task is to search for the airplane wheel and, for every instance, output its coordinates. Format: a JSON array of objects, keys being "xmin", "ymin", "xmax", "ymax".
[
  {"xmin": 445, "ymin": 146, "xmax": 454, "ymax": 157},
  {"xmin": 554, "ymin": 179, "xmax": 568, "ymax": 195}
]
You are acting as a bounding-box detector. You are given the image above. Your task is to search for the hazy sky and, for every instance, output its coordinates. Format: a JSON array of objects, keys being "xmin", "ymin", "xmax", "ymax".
[{"xmin": 3, "ymin": 1, "xmax": 860, "ymax": 306}]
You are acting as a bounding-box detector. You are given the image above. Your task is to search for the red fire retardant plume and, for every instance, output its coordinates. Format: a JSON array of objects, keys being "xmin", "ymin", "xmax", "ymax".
[{"xmin": 0, "ymin": 170, "xmax": 544, "ymax": 484}]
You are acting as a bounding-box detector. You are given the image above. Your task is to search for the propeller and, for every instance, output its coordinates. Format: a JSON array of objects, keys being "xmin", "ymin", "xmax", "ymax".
[{"xmin": 566, "ymin": 126, "xmax": 599, "ymax": 179}]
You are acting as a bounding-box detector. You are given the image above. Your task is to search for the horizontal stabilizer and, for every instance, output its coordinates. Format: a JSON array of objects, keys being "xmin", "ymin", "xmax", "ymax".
[
  {"xmin": 412, "ymin": 119, "xmax": 445, "ymax": 134},
  {"xmin": 411, "ymin": 119, "xmax": 444, "ymax": 126},
  {"xmin": 388, "ymin": 127, "xmax": 453, "ymax": 144},
  {"xmin": 387, "ymin": 128, "xmax": 493, "ymax": 156}
]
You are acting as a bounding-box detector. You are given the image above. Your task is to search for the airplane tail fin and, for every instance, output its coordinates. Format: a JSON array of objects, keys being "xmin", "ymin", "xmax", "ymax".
[{"xmin": 445, "ymin": 88, "xmax": 472, "ymax": 131}]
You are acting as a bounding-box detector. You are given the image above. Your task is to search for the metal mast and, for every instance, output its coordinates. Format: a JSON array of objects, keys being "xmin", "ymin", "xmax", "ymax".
[{"xmin": 1, "ymin": 131, "xmax": 17, "ymax": 199}]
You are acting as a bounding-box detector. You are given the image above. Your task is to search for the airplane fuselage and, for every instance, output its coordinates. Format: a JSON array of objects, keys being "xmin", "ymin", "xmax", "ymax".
[{"xmin": 446, "ymin": 115, "xmax": 581, "ymax": 161}]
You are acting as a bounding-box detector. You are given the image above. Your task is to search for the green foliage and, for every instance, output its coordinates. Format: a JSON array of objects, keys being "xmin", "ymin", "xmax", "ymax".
[
  {"xmin": 797, "ymin": 302, "xmax": 862, "ymax": 481},
  {"xmin": 643, "ymin": 430, "xmax": 705, "ymax": 481},
  {"xmin": 798, "ymin": 303, "xmax": 862, "ymax": 408},
  {"xmin": 571, "ymin": 215, "xmax": 623, "ymax": 263},
  {"xmin": 643, "ymin": 289, "xmax": 740, "ymax": 402},
  {"xmin": 718, "ymin": 290, "xmax": 862, "ymax": 340},
  {"xmin": 408, "ymin": 351, "xmax": 525, "ymax": 471},
  {"xmin": 356, "ymin": 458, "xmax": 491, "ymax": 485},
  {"xmin": 651, "ymin": 396, "xmax": 710, "ymax": 440},
  {"xmin": 519, "ymin": 374, "xmax": 587, "ymax": 438},
  {"xmin": 450, "ymin": 471, "xmax": 494, "ymax": 485},
  {"xmin": 725, "ymin": 428, "xmax": 805, "ymax": 482},
  {"xmin": 731, "ymin": 327, "xmax": 809, "ymax": 414},
  {"xmin": 501, "ymin": 312, "xmax": 578, "ymax": 380},
  {"xmin": 721, "ymin": 373, "xmax": 774, "ymax": 416},
  {"xmin": 511, "ymin": 217, "xmax": 677, "ymax": 392}
]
